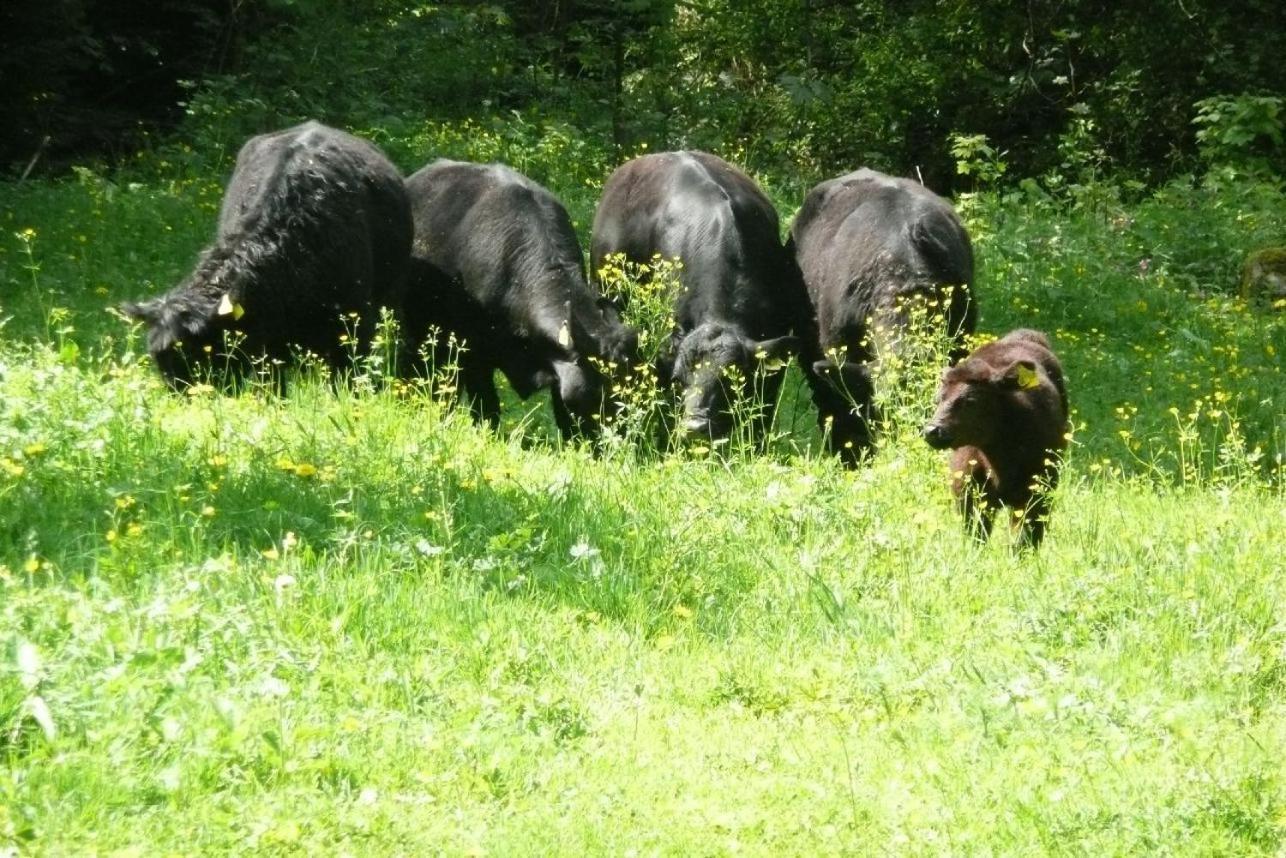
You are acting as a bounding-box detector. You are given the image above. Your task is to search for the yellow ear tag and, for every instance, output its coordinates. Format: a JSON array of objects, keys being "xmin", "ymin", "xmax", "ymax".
[
  {"xmin": 217, "ymin": 294, "xmax": 245, "ymax": 320},
  {"xmin": 1016, "ymin": 364, "xmax": 1040, "ymax": 389},
  {"xmin": 557, "ymin": 321, "xmax": 571, "ymax": 348}
]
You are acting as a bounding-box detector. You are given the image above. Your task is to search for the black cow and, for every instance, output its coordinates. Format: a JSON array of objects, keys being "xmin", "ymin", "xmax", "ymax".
[
  {"xmin": 402, "ymin": 160, "xmax": 638, "ymax": 439},
  {"xmin": 124, "ymin": 121, "xmax": 412, "ymax": 388},
  {"xmin": 790, "ymin": 168, "xmax": 977, "ymax": 464},
  {"xmin": 590, "ymin": 151, "xmax": 804, "ymax": 441}
]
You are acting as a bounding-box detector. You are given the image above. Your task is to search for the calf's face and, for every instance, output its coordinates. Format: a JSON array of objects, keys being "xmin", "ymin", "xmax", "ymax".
[
  {"xmin": 922, "ymin": 357, "xmax": 1041, "ymax": 450},
  {"xmin": 669, "ymin": 322, "xmax": 799, "ymax": 439}
]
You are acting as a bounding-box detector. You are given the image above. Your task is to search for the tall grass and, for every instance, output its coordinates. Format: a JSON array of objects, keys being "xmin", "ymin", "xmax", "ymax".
[{"xmin": 0, "ymin": 142, "xmax": 1283, "ymax": 853}]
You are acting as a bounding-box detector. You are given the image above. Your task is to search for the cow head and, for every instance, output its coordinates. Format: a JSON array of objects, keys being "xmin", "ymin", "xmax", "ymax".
[
  {"xmin": 554, "ymin": 297, "xmax": 641, "ymax": 430},
  {"xmin": 590, "ymin": 296, "xmax": 641, "ymax": 369},
  {"xmin": 666, "ymin": 322, "xmax": 799, "ymax": 439},
  {"xmin": 922, "ymin": 357, "xmax": 1041, "ymax": 450},
  {"xmin": 810, "ymin": 355, "xmax": 873, "ymax": 401},
  {"xmin": 548, "ymin": 358, "xmax": 604, "ymax": 433},
  {"xmin": 122, "ymin": 289, "xmax": 245, "ymax": 389}
]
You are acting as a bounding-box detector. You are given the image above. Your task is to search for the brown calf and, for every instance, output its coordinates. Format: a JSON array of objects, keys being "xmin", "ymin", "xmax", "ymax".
[{"xmin": 922, "ymin": 329, "xmax": 1070, "ymax": 549}]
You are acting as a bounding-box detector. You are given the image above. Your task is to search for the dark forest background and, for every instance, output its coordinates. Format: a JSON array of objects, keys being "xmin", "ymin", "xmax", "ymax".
[{"xmin": 2, "ymin": 0, "xmax": 1283, "ymax": 186}]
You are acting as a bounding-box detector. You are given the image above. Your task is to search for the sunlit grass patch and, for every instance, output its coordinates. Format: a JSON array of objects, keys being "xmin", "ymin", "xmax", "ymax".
[{"xmin": 0, "ymin": 162, "xmax": 1283, "ymax": 853}]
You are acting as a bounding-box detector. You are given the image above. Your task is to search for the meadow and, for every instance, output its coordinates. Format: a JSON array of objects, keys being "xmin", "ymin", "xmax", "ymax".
[{"xmin": 0, "ymin": 120, "xmax": 1283, "ymax": 854}]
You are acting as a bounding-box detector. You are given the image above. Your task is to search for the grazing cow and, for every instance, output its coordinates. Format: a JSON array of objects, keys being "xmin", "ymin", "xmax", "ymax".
[
  {"xmin": 922, "ymin": 329, "xmax": 1070, "ymax": 549},
  {"xmin": 790, "ymin": 168, "xmax": 977, "ymax": 464},
  {"xmin": 590, "ymin": 151, "xmax": 804, "ymax": 441},
  {"xmin": 124, "ymin": 121, "xmax": 412, "ymax": 388},
  {"xmin": 401, "ymin": 160, "xmax": 638, "ymax": 439}
]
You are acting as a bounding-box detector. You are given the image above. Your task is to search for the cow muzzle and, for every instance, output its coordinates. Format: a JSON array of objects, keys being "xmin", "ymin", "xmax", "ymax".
[
  {"xmin": 681, "ymin": 412, "xmax": 714, "ymax": 437},
  {"xmin": 922, "ymin": 423, "xmax": 953, "ymax": 449}
]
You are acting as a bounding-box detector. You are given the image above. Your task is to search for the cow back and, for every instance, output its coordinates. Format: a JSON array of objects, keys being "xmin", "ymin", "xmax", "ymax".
[
  {"xmin": 592, "ymin": 151, "xmax": 802, "ymax": 340},
  {"xmin": 405, "ymin": 160, "xmax": 633, "ymax": 370},
  {"xmin": 217, "ymin": 121, "xmax": 411, "ymax": 339},
  {"xmin": 791, "ymin": 168, "xmax": 974, "ymax": 352}
]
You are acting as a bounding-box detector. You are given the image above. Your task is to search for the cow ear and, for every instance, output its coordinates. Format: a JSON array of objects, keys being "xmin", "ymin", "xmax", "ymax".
[
  {"xmin": 812, "ymin": 357, "xmax": 872, "ymax": 396},
  {"xmin": 597, "ymin": 294, "xmax": 628, "ymax": 316},
  {"xmin": 121, "ymin": 298, "xmax": 163, "ymax": 325},
  {"xmin": 656, "ymin": 348, "xmax": 676, "ymax": 386},
  {"xmin": 752, "ymin": 335, "xmax": 801, "ymax": 371},
  {"xmin": 998, "ymin": 359, "xmax": 1041, "ymax": 390},
  {"xmin": 657, "ymin": 330, "xmax": 683, "ymax": 385}
]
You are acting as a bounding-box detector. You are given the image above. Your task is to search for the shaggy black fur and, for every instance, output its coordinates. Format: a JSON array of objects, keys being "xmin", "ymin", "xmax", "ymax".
[
  {"xmin": 790, "ymin": 168, "xmax": 978, "ymax": 465},
  {"xmin": 401, "ymin": 159, "xmax": 638, "ymax": 440},
  {"xmin": 590, "ymin": 151, "xmax": 805, "ymax": 441},
  {"xmin": 123, "ymin": 121, "xmax": 412, "ymax": 388}
]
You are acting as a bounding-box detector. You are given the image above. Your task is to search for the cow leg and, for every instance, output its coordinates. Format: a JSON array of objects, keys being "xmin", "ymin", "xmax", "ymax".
[
  {"xmin": 958, "ymin": 489, "xmax": 994, "ymax": 543},
  {"xmin": 827, "ymin": 411, "xmax": 874, "ymax": 466},
  {"xmin": 550, "ymin": 392, "xmax": 579, "ymax": 440},
  {"xmin": 951, "ymin": 467, "xmax": 995, "ymax": 544},
  {"xmin": 461, "ymin": 360, "xmax": 500, "ymax": 430},
  {"xmin": 805, "ymin": 361, "xmax": 875, "ymax": 466},
  {"xmin": 816, "ymin": 392, "xmax": 874, "ymax": 466},
  {"xmin": 551, "ymin": 390, "xmax": 606, "ymax": 441},
  {"xmin": 1014, "ymin": 497, "xmax": 1049, "ymax": 551}
]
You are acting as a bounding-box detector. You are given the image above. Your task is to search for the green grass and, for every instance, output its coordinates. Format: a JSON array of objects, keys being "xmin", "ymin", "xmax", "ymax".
[{"xmin": 0, "ymin": 140, "xmax": 1284, "ymax": 854}]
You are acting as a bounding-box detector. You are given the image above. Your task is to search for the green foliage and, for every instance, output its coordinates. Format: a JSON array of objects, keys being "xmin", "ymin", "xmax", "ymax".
[
  {"xmin": 393, "ymin": 115, "xmax": 615, "ymax": 213},
  {"xmin": 1240, "ymin": 246, "xmax": 1286, "ymax": 309},
  {"xmin": 589, "ymin": 253, "xmax": 679, "ymax": 454},
  {"xmin": 1035, "ymin": 111, "xmax": 1127, "ymax": 215},
  {"xmin": 0, "ymin": 0, "xmax": 259, "ymax": 169},
  {"xmin": 866, "ymin": 286, "xmax": 977, "ymax": 438},
  {"xmin": 949, "ymin": 133, "xmax": 1008, "ymax": 190},
  {"xmin": 1194, "ymin": 94, "xmax": 1285, "ymax": 175},
  {"xmin": 7, "ymin": 0, "xmax": 1285, "ymax": 188}
]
